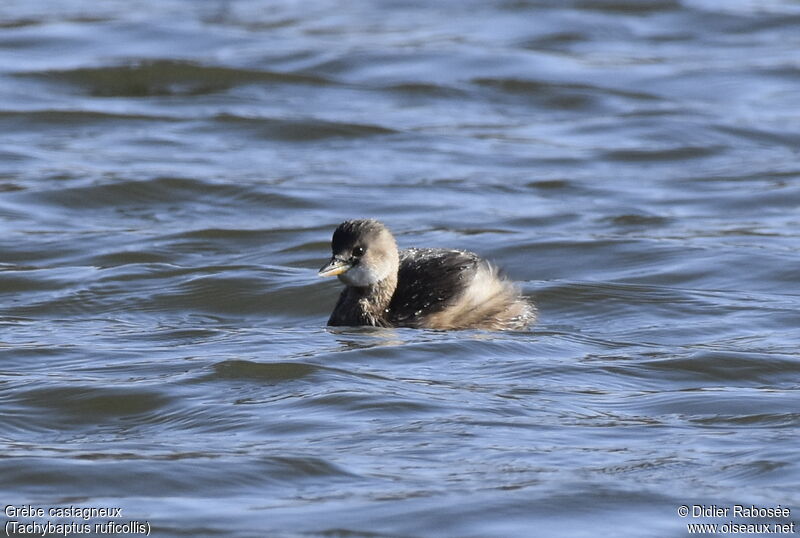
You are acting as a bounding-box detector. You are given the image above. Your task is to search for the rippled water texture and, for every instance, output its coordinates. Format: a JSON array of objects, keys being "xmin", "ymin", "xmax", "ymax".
[{"xmin": 1, "ymin": 0, "xmax": 799, "ymax": 536}]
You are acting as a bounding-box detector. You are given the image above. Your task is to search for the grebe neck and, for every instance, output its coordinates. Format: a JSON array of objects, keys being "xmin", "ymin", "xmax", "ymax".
[{"xmin": 340, "ymin": 272, "xmax": 397, "ymax": 327}]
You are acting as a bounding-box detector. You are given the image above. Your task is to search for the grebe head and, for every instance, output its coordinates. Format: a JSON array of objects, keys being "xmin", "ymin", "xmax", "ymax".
[{"xmin": 319, "ymin": 219, "xmax": 399, "ymax": 288}]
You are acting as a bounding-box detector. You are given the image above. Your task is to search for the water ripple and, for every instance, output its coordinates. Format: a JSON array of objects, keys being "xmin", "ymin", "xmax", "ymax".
[{"xmin": 16, "ymin": 59, "xmax": 334, "ymax": 96}]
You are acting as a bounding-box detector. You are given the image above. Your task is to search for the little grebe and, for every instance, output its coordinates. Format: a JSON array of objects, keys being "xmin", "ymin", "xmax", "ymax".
[{"xmin": 319, "ymin": 219, "xmax": 535, "ymax": 330}]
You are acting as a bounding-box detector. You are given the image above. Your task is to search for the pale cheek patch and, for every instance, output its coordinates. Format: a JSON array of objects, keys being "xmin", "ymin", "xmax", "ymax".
[{"xmin": 339, "ymin": 264, "xmax": 382, "ymax": 287}]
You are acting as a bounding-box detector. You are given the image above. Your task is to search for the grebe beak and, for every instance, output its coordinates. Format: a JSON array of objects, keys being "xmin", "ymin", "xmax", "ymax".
[{"xmin": 318, "ymin": 256, "xmax": 351, "ymax": 277}]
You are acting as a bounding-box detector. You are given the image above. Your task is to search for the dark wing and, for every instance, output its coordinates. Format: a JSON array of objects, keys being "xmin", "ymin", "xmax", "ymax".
[{"xmin": 388, "ymin": 248, "xmax": 479, "ymax": 326}]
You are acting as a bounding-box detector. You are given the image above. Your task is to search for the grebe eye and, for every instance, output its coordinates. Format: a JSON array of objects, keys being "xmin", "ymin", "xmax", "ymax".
[{"xmin": 353, "ymin": 246, "xmax": 365, "ymax": 257}]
